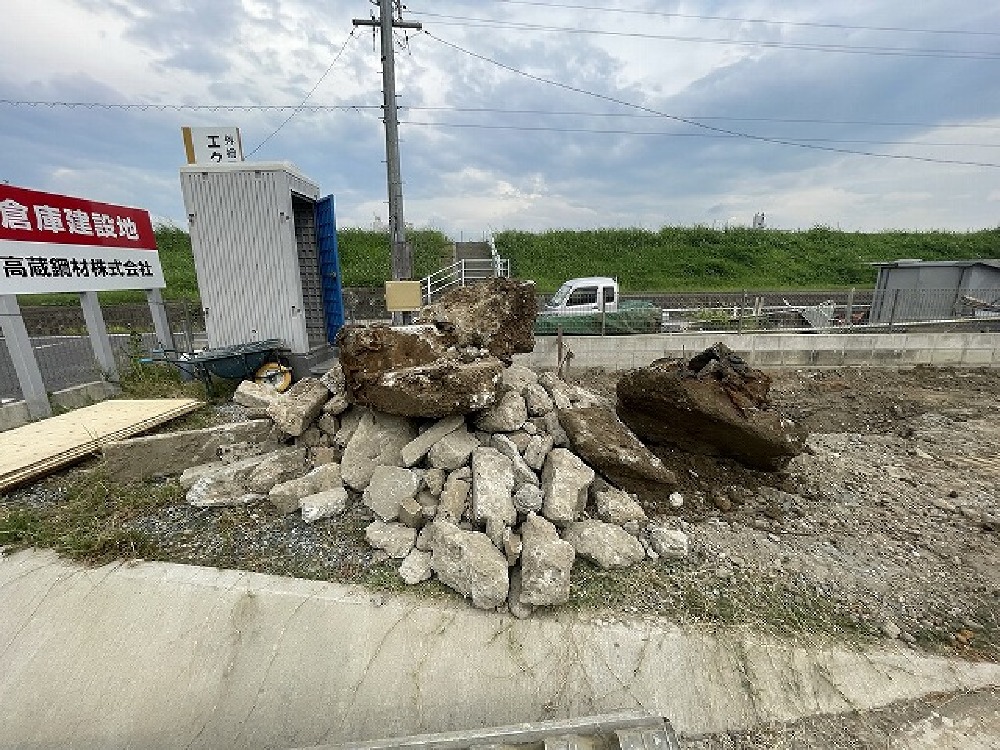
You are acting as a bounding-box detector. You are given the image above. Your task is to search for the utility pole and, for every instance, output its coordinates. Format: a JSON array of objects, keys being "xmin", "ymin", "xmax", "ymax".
[{"xmin": 354, "ymin": 1, "xmax": 421, "ymax": 282}]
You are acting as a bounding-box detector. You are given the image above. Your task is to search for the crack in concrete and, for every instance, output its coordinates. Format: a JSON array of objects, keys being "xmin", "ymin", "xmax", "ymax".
[
  {"xmin": 0, "ymin": 564, "xmax": 84, "ymax": 660},
  {"xmin": 231, "ymin": 592, "xmax": 313, "ymax": 747}
]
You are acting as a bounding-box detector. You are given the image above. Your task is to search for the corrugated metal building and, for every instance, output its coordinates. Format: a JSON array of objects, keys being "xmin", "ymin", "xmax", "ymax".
[
  {"xmin": 870, "ymin": 259, "xmax": 1000, "ymax": 324},
  {"xmin": 179, "ymin": 162, "xmax": 344, "ymax": 371}
]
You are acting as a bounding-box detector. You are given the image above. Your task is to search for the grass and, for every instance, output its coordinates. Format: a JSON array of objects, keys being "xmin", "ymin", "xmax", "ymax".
[
  {"xmin": 494, "ymin": 225, "xmax": 1000, "ymax": 292},
  {"xmin": 0, "ymin": 468, "xmax": 180, "ymax": 563},
  {"xmin": 17, "ymin": 224, "xmax": 999, "ymax": 309}
]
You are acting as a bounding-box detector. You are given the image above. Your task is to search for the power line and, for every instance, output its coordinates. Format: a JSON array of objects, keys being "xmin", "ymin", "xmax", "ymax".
[
  {"xmin": 0, "ymin": 100, "xmax": 381, "ymax": 112},
  {"xmin": 247, "ymin": 27, "xmax": 358, "ymax": 156},
  {"xmin": 5, "ymin": 99, "xmax": 1000, "ymax": 132},
  {"xmin": 399, "ymin": 120, "xmax": 1000, "ymax": 148},
  {"xmin": 412, "ymin": 13, "xmax": 1000, "ymax": 60},
  {"xmin": 482, "ymin": 0, "xmax": 1000, "ymax": 38},
  {"xmin": 420, "ymin": 31, "xmax": 1000, "ymax": 168}
]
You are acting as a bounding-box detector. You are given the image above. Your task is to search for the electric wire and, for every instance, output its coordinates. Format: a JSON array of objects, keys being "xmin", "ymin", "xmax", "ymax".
[
  {"xmin": 398, "ymin": 120, "xmax": 1000, "ymax": 148},
  {"xmin": 4, "ymin": 100, "xmax": 999, "ymax": 132},
  {"xmin": 412, "ymin": 13, "xmax": 1000, "ymax": 60},
  {"xmin": 420, "ymin": 31, "xmax": 1000, "ymax": 168},
  {"xmin": 480, "ymin": 0, "xmax": 1000, "ymax": 38},
  {"xmin": 246, "ymin": 27, "xmax": 358, "ymax": 156}
]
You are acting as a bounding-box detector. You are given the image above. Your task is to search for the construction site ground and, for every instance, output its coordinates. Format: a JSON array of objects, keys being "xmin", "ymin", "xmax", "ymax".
[{"xmin": 2, "ymin": 364, "xmax": 999, "ymax": 748}]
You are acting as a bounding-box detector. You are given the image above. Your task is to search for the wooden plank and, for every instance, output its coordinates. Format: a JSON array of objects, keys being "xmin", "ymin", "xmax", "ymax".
[{"xmin": 0, "ymin": 399, "xmax": 202, "ymax": 492}]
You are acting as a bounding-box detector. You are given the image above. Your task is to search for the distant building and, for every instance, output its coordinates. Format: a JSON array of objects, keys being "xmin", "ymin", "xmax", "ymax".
[{"xmin": 869, "ymin": 258, "xmax": 1000, "ymax": 324}]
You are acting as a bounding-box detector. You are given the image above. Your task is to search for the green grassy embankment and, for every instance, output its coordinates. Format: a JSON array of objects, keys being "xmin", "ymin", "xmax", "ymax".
[{"xmin": 17, "ymin": 225, "xmax": 998, "ymax": 305}]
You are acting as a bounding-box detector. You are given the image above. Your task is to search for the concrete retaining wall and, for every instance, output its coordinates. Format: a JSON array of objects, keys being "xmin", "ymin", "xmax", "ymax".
[{"xmin": 517, "ymin": 332, "xmax": 1000, "ymax": 370}]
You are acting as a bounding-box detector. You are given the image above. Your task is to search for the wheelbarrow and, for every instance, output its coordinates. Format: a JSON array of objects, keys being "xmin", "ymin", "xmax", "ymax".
[{"xmin": 144, "ymin": 339, "xmax": 293, "ymax": 393}]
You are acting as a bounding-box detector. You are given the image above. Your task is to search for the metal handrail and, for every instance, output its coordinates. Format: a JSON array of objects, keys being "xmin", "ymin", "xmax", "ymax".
[{"xmin": 420, "ymin": 257, "xmax": 512, "ymax": 303}]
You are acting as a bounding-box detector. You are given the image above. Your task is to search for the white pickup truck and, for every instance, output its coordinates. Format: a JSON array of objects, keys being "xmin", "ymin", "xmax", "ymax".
[{"xmin": 537, "ymin": 277, "xmax": 660, "ymax": 334}]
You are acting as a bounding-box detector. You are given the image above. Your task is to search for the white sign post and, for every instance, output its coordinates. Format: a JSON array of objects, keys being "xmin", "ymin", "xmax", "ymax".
[{"xmin": 0, "ymin": 184, "xmax": 167, "ymax": 420}]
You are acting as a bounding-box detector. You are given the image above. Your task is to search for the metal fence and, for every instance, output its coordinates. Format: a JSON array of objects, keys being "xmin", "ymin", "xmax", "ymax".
[
  {"xmin": 3, "ymin": 288, "xmax": 999, "ymax": 404},
  {"xmin": 536, "ymin": 288, "xmax": 1000, "ymax": 335}
]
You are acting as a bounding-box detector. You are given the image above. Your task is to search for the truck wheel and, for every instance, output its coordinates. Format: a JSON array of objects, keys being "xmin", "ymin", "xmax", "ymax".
[{"xmin": 254, "ymin": 361, "xmax": 293, "ymax": 393}]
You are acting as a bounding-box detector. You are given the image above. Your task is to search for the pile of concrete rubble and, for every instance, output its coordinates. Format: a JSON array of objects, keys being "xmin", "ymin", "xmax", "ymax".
[{"xmin": 166, "ymin": 278, "xmax": 805, "ymax": 615}]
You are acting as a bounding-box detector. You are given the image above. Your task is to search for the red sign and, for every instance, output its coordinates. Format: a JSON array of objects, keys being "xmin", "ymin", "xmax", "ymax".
[{"xmin": 0, "ymin": 184, "xmax": 156, "ymax": 250}]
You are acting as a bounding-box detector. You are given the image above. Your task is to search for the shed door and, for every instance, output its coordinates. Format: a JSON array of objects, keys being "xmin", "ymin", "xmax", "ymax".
[{"xmin": 316, "ymin": 195, "xmax": 345, "ymax": 343}]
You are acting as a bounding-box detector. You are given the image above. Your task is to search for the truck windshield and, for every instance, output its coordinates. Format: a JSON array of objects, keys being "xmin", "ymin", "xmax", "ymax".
[{"xmin": 548, "ymin": 283, "xmax": 573, "ymax": 308}]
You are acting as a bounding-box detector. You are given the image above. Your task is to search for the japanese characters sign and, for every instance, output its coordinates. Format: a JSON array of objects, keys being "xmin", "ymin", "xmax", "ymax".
[
  {"xmin": 0, "ymin": 184, "xmax": 165, "ymax": 294},
  {"xmin": 181, "ymin": 126, "xmax": 244, "ymax": 165}
]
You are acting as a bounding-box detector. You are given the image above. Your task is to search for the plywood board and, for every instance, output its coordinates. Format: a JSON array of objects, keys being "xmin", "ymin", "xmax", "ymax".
[{"xmin": 0, "ymin": 399, "xmax": 202, "ymax": 492}]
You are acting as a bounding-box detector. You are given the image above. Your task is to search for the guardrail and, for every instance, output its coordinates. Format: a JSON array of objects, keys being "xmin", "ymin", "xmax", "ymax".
[{"xmin": 420, "ymin": 258, "xmax": 511, "ymax": 304}]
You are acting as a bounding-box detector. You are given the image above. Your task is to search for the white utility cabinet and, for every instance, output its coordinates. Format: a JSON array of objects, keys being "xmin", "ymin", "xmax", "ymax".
[{"xmin": 179, "ymin": 161, "xmax": 334, "ymax": 356}]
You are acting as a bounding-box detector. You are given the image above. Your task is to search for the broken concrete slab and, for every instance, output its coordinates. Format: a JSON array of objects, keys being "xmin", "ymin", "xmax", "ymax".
[
  {"xmin": 617, "ymin": 343, "xmax": 806, "ymax": 471},
  {"xmin": 269, "ymin": 463, "xmax": 343, "ymax": 514},
  {"xmin": 233, "ymin": 380, "xmax": 282, "ymax": 418},
  {"xmin": 300, "ymin": 487, "xmax": 349, "ymax": 524},
  {"xmin": 267, "ymin": 377, "xmax": 330, "ymax": 437},
  {"xmin": 436, "ymin": 473, "xmax": 470, "ymax": 524},
  {"xmin": 427, "ymin": 426, "xmax": 480, "ymax": 471},
  {"xmin": 490, "ymin": 433, "xmax": 539, "ymax": 489},
  {"xmin": 338, "ymin": 324, "xmax": 503, "ymax": 418},
  {"xmin": 243, "ymin": 448, "xmax": 308, "ymax": 495},
  {"xmin": 523, "ymin": 383, "xmax": 555, "ymax": 417},
  {"xmin": 558, "ymin": 407, "xmax": 677, "ymax": 503},
  {"xmin": 362, "ymin": 465, "xmax": 421, "ymax": 523},
  {"xmin": 474, "ymin": 390, "xmax": 528, "ymax": 433},
  {"xmin": 340, "ymin": 410, "xmax": 416, "ymax": 491},
  {"xmin": 101, "ymin": 420, "xmax": 274, "ymax": 482},
  {"xmin": 519, "ymin": 513, "xmax": 575, "ymax": 606},
  {"xmin": 594, "ymin": 487, "xmax": 647, "ymax": 526},
  {"xmin": 540, "ymin": 448, "xmax": 595, "ymax": 525},
  {"xmin": 417, "ymin": 277, "xmax": 537, "ymax": 361},
  {"xmin": 365, "ymin": 521, "xmax": 417, "ymax": 559},
  {"xmin": 429, "ymin": 521, "xmax": 510, "ymax": 610},
  {"xmin": 401, "ymin": 415, "xmax": 465, "ymax": 468},
  {"xmin": 563, "ymin": 520, "xmax": 646, "ymax": 569},
  {"xmin": 398, "ymin": 548, "xmax": 433, "ymax": 585},
  {"xmin": 471, "ymin": 447, "xmax": 517, "ymax": 531}
]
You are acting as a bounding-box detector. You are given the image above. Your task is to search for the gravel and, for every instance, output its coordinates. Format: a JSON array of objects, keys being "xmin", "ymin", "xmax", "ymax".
[{"xmin": 3, "ymin": 365, "xmax": 999, "ymax": 659}]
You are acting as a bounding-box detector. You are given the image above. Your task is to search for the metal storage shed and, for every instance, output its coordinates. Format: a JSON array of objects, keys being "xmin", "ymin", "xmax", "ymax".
[
  {"xmin": 179, "ymin": 161, "xmax": 344, "ymax": 374},
  {"xmin": 869, "ymin": 258, "xmax": 1000, "ymax": 324}
]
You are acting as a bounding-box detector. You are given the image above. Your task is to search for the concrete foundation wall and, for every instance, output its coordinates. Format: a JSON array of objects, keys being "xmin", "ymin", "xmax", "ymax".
[{"xmin": 517, "ymin": 332, "xmax": 1000, "ymax": 371}]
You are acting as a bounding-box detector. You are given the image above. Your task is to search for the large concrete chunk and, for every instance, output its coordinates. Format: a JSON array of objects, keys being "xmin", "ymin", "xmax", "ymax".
[
  {"xmin": 244, "ymin": 448, "xmax": 308, "ymax": 494},
  {"xmin": 519, "ymin": 513, "xmax": 575, "ymax": 606},
  {"xmin": 233, "ymin": 381, "xmax": 282, "ymax": 418},
  {"xmin": 417, "ymin": 277, "xmax": 537, "ymax": 361},
  {"xmin": 429, "ymin": 521, "xmax": 510, "ymax": 610},
  {"xmin": 471, "ymin": 447, "xmax": 516, "ymax": 530},
  {"xmin": 267, "ymin": 377, "xmax": 330, "ymax": 437},
  {"xmin": 269, "ymin": 463, "xmax": 342, "ymax": 514},
  {"xmin": 101, "ymin": 420, "xmax": 273, "ymax": 482},
  {"xmin": 541, "ymin": 448, "xmax": 595, "ymax": 525},
  {"xmin": 365, "ymin": 521, "xmax": 417, "ymax": 559},
  {"xmin": 490, "ymin": 433, "xmax": 539, "ymax": 489},
  {"xmin": 594, "ymin": 487, "xmax": 647, "ymax": 526},
  {"xmin": 338, "ymin": 324, "xmax": 502, "ymax": 418},
  {"xmin": 563, "ymin": 520, "xmax": 646, "ymax": 569},
  {"xmin": 427, "ymin": 427, "xmax": 480, "ymax": 471},
  {"xmin": 559, "ymin": 407, "xmax": 677, "ymax": 503},
  {"xmin": 341, "ymin": 410, "xmax": 417, "ymax": 491},
  {"xmin": 436, "ymin": 473, "xmax": 470, "ymax": 523},
  {"xmin": 401, "ymin": 416, "xmax": 466, "ymax": 468},
  {"xmin": 319, "ymin": 361, "xmax": 350, "ymax": 415},
  {"xmin": 474, "ymin": 390, "xmax": 528, "ymax": 433},
  {"xmin": 300, "ymin": 487, "xmax": 349, "ymax": 523},
  {"xmin": 617, "ymin": 343, "xmax": 806, "ymax": 471},
  {"xmin": 363, "ymin": 465, "xmax": 421, "ymax": 522}
]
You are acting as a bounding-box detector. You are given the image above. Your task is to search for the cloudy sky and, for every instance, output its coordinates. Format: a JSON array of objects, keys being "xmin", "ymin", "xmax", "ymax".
[{"xmin": 2, "ymin": 0, "xmax": 1000, "ymax": 235}]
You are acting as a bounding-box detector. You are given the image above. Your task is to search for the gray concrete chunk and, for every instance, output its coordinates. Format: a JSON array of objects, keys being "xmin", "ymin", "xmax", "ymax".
[
  {"xmin": 541, "ymin": 448, "xmax": 594, "ymax": 525},
  {"xmin": 401, "ymin": 415, "xmax": 466, "ymax": 468},
  {"xmin": 563, "ymin": 520, "xmax": 645, "ymax": 569},
  {"xmin": 363, "ymin": 465, "xmax": 421, "ymax": 522}
]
